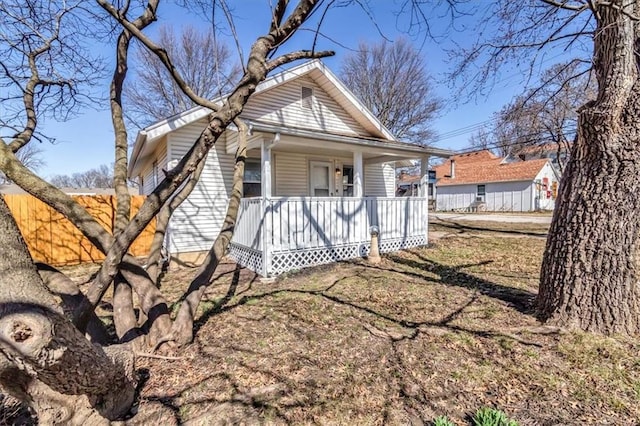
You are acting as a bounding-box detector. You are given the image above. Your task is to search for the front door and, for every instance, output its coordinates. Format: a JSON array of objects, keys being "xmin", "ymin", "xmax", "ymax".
[{"xmin": 310, "ymin": 161, "xmax": 332, "ymax": 196}]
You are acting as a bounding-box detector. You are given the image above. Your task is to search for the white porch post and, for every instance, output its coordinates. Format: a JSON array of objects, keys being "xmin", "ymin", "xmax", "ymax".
[
  {"xmin": 420, "ymin": 155, "xmax": 429, "ymax": 198},
  {"xmin": 420, "ymin": 155, "xmax": 430, "ymax": 243},
  {"xmin": 261, "ymin": 136, "xmax": 277, "ymax": 277},
  {"xmin": 353, "ymin": 150, "xmax": 364, "ymax": 197},
  {"xmin": 261, "ymin": 139, "xmax": 273, "ymax": 199}
]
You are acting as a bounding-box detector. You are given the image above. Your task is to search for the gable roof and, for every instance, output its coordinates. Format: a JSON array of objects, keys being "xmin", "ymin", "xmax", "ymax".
[
  {"xmin": 129, "ymin": 60, "xmax": 404, "ymax": 176},
  {"xmin": 514, "ymin": 142, "xmax": 570, "ymax": 157},
  {"xmin": 434, "ymin": 150, "xmax": 552, "ymax": 186}
]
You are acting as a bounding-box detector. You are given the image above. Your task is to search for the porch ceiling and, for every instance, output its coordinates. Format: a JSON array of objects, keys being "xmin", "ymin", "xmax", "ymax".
[
  {"xmin": 246, "ymin": 121, "xmax": 452, "ymax": 159},
  {"xmin": 253, "ymin": 131, "xmax": 436, "ymax": 164}
]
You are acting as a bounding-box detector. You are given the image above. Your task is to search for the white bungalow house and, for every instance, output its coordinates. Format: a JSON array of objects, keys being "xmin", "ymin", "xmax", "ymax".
[
  {"xmin": 128, "ymin": 60, "xmax": 451, "ymax": 276},
  {"xmin": 433, "ymin": 150, "xmax": 560, "ymax": 212}
]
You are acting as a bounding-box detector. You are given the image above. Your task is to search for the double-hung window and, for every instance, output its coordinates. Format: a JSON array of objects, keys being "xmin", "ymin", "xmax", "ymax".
[{"xmin": 243, "ymin": 159, "xmax": 261, "ymax": 197}]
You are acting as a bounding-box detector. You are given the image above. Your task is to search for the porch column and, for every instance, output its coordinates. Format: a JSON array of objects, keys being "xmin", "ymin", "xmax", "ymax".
[
  {"xmin": 353, "ymin": 150, "xmax": 364, "ymax": 197},
  {"xmin": 261, "ymin": 135, "xmax": 278, "ymax": 277},
  {"xmin": 419, "ymin": 155, "xmax": 430, "ymax": 198},
  {"xmin": 261, "ymin": 139, "xmax": 273, "ymax": 198},
  {"xmin": 420, "ymin": 155, "xmax": 430, "ymax": 243}
]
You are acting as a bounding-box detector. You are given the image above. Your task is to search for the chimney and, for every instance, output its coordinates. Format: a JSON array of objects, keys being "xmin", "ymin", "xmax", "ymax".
[{"xmin": 450, "ymin": 159, "xmax": 456, "ymax": 179}]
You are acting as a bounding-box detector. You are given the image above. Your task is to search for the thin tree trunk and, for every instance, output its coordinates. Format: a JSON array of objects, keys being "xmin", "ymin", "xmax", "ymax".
[
  {"xmin": 171, "ymin": 123, "xmax": 247, "ymax": 346},
  {"xmin": 112, "ymin": 86, "xmax": 139, "ymax": 342},
  {"xmin": 113, "ymin": 274, "xmax": 141, "ymax": 343},
  {"xmin": 36, "ymin": 263, "xmax": 110, "ymax": 345},
  {"xmin": 538, "ymin": 1, "xmax": 640, "ymax": 335},
  {"xmin": 147, "ymin": 158, "xmax": 207, "ymax": 284},
  {"xmin": 0, "ymin": 197, "xmax": 136, "ymax": 423}
]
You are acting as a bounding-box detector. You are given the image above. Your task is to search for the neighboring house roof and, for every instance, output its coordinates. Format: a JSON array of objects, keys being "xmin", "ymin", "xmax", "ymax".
[
  {"xmin": 515, "ymin": 142, "xmax": 568, "ymax": 157},
  {"xmin": 397, "ymin": 172, "xmax": 421, "ymax": 185},
  {"xmin": 434, "ymin": 150, "xmax": 552, "ymax": 186},
  {"xmin": 128, "ymin": 59, "xmax": 452, "ymax": 177}
]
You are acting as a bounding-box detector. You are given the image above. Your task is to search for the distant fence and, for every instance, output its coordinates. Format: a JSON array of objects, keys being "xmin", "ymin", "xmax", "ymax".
[{"xmin": 3, "ymin": 194, "xmax": 155, "ymax": 266}]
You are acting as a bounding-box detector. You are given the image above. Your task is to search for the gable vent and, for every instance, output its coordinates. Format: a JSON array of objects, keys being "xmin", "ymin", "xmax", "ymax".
[{"xmin": 301, "ymin": 86, "xmax": 313, "ymax": 109}]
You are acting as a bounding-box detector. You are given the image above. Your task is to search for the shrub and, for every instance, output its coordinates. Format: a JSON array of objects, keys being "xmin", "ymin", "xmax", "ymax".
[
  {"xmin": 471, "ymin": 407, "xmax": 518, "ymax": 426},
  {"xmin": 433, "ymin": 415, "xmax": 455, "ymax": 426}
]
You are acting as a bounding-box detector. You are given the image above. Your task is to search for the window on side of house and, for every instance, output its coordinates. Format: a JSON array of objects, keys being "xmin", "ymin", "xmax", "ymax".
[
  {"xmin": 477, "ymin": 184, "xmax": 486, "ymax": 200},
  {"xmin": 342, "ymin": 165, "xmax": 354, "ymax": 196},
  {"xmin": 301, "ymin": 86, "xmax": 313, "ymax": 109},
  {"xmin": 243, "ymin": 159, "xmax": 261, "ymax": 197}
]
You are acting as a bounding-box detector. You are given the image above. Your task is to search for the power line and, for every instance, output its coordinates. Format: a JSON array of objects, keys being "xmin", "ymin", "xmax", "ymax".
[
  {"xmin": 451, "ymin": 124, "xmax": 576, "ymax": 156},
  {"xmin": 432, "ymin": 52, "xmax": 577, "ymax": 145},
  {"xmin": 434, "ymin": 118, "xmax": 498, "ymax": 141}
]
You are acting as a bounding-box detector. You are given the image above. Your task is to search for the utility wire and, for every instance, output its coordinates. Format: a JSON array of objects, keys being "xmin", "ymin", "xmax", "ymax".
[{"xmin": 451, "ymin": 124, "xmax": 576, "ymax": 156}]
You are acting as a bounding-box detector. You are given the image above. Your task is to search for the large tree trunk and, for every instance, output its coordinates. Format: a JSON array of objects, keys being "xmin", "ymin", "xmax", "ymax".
[
  {"xmin": 0, "ymin": 197, "xmax": 136, "ymax": 423},
  {"xmin": 537, "ymin": 1, "xmax": 640, "ymax": 335}
]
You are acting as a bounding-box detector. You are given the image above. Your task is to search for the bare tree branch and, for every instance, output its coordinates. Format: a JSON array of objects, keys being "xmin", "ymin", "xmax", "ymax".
[
  {"xmin": 97, "ymin": 0, "xmax": 222, "ymax": 113},
  {"xmin": 340, "ymin": 37, "xmax": 441, "ymax": 143},
  {"xmin": 266, "ymin": 49, "xmax": 334, "ymax": 71}
]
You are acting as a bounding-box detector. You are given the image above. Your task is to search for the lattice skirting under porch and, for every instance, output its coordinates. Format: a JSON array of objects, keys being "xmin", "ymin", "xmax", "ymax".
[
  {"xmin": 228, "ymin": 243, "xmax": 263, "ymax": 273},
  {"xmin": 269, "ymin": 235, "xmax": 429, "ymax": 276},
  {"xmin": 229, "ymin": 236, "xmax": 428, "ymax": 277},
  {"xmin": 379, "ymin": 235, "xmax": 427, "ymax": 254}
]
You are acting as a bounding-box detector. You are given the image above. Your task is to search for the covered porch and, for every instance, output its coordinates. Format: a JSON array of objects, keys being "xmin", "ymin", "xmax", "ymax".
[{"xmin": 227, "ymin": 121, "xmax": 451, "ymax": 276}]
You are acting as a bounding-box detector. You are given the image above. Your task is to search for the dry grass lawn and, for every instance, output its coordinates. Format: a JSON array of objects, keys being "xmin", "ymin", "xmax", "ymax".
[
  {"xmin": 129, "ymin": 222, "xmax": 639, "ymax": 425},
  {"xmin": 3, "ymin": 221, "xmax": 639, "ymax": 425}
]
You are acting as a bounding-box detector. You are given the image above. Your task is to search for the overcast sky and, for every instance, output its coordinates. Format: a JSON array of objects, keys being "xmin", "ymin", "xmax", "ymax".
[{"xmin": 35, "ymin": 1, "xmax": 543, "ymax": 178}]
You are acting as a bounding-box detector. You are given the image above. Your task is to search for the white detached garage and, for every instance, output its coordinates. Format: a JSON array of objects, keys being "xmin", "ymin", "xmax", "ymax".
[{"xmin": 434, "ymin": 150, "xmax": 560, "ymax": 212}]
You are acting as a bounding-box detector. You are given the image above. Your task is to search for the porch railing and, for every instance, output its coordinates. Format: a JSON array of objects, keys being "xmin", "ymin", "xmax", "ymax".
[
  {"xmin": 230, "ymin": 196, "xmax": 427, "ymax": 276},
  {"xmin": 267, "ymin": 196, "xmax": 425, "ymax": 251},
  {"xmin": 232, "ymin": 197, "xmax": 264, "ymax": 250}
]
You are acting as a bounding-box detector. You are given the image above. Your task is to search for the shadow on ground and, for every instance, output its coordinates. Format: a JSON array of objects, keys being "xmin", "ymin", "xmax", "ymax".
[
  {"xmin": 132, "ymin": 244, "xmax": 613, "ymax": 424},
  {"xmin": 431, "ymin": 218, "xmax": 549, "ymax": 238}
]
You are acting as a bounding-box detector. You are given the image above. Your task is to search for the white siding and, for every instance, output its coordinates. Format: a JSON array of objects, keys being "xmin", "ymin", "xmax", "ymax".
[
  {"xmin": 274, "ymin": 152, "xmax": 308, "ymax": 196},
  {"xmin": 435, "ymin": 184, "xmax": 477, "ymax": 211},
  {"xmin": 166, "ymin": 118, "xmax": 236, "ymax": 254},
  {"xmin": 484, "ymin": 181, "xmax": 533, "ymax": 211},
  {"xmin": 140, "ymin": 141, "xmax": 167, "ymax": 195},
  {"xmin": 242, "ymin": 75, "xmax": 369, "ymax": 137},
  {"xmin": 365, "ymin": 163, "xmax": 396, "ymax": 197},
  {"xmin": 436, "ymin": 181, "xmax": 536, "ymax": 212},
  {"xmin": 533, "ymin": 162, "xmax": 559, "ymax": 210},
  {"xmin": 274, "ymin": 152, "xmax": 368, "ymax": 197}
]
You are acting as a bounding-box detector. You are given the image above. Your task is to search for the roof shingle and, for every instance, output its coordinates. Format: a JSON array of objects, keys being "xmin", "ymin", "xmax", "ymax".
[{"xmin": 434, "ymin": 150, "xmax": 550, "ymax": 186}]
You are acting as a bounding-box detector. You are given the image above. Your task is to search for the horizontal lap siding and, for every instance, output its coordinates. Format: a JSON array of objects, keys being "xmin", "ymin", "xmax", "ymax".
[
  {"xmin": 365, "ymin": 163, "xmax": 395, "ymax": 196},
  {"xmin": 243, "ymin": 75, "xmax": 368, "ymax": 137},
  {"xmin": 167, "ymin": 119, "xmax": 235, "ymax": 253},
  {"xmin": 274, "ymin": 152, "xmax": 308, "ymax": 196},
  {"xmin": 140, "ymin": 141, "xmax": 167, "ymax": 195}
]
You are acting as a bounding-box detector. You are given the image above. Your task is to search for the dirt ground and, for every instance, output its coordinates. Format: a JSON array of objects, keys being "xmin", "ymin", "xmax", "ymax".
[{"xmin": 3, "ymin": 222, "xmax": 639, "ymax": 425}]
